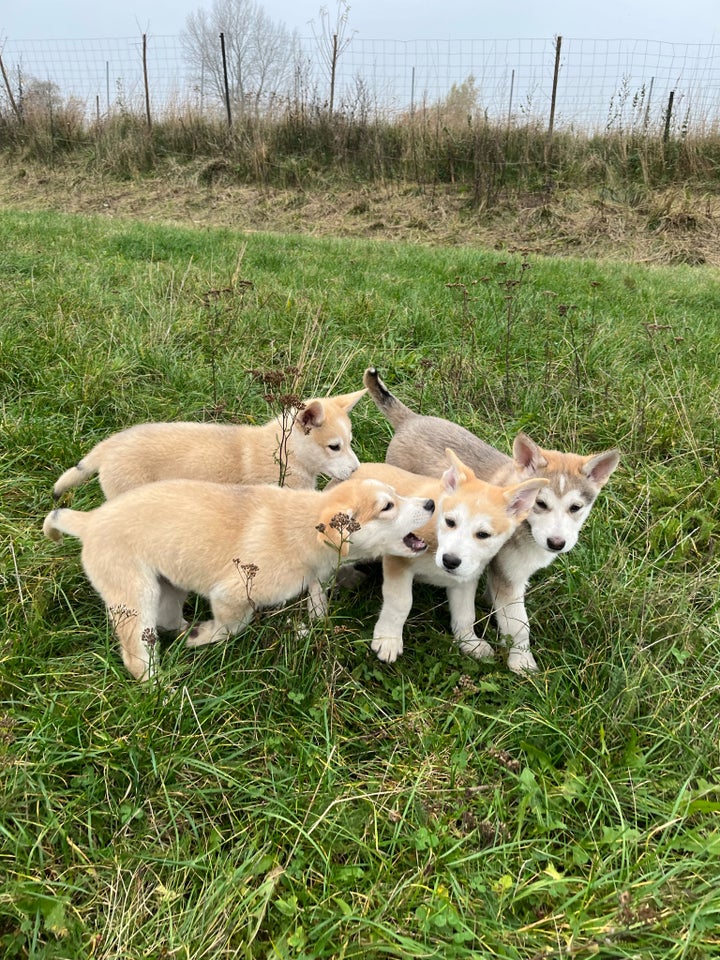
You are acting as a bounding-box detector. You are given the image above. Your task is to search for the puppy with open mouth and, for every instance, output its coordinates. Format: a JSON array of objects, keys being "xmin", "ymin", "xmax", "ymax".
[
  {"xmin": 346, "ymin": 450, "xmax": 547, "ymax": 664},
  {"xmin": 44, "ymin": 476, "xmax": 434, "ymax": 680}
]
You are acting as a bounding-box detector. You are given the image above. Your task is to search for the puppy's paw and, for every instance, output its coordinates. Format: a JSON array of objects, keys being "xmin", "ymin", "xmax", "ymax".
[
  {"xmin": 371, "ymin": 635, "xmax": 403, "ymax": 663},
  {"xmin": 507, "ymin": 647, "xmax": 539, "ymax": 674},
  {"xmin": 458, "ymin": 637, "xmax": 494, "ymax": 660},
  {"xmin": 184, "ymin": 621, "xmax": 217, "ymax": 648}
]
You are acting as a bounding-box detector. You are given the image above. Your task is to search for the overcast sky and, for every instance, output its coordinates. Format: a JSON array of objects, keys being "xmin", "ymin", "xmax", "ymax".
[{"xmin": 1, "ymin": 0, "xmax": 719, "ymax": 43}]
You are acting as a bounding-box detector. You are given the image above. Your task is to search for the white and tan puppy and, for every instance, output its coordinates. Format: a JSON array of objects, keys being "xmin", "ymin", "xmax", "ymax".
[
  {"xmin": 364, "ymin": 367, "xmax": 620, "ymax": 672},
  {"xmin": 52, "ymin": 389, "xmax": 367, "ymax": 499},
  {"xmin": 349, "ymin": 452, "xmax": 547, "ymax": 664},
  {"xmin": 43, "ymin": 477, "xmax": 434, "ymax": 681}
]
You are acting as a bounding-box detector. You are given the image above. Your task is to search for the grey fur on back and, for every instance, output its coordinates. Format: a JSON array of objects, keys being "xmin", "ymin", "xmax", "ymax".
[{"xmin": 363, "ymin": 367, "xmax": 513, "ymax": 480}]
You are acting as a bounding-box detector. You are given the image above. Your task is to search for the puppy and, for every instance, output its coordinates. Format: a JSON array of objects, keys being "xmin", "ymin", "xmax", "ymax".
[
  {"xmin": 52, "ymin": 388, "xmax": 367, "ymax": 499},
  {"xmin": 350, "ymin": 452, "xmax": 547, "ymax": 664},
  {"xmin": 43, "ymin": 476, "xmax": 434, "ymax": 680},
  {"xmin": 364, "ymin": 367, "xmax": 620, "ymax": 672}
]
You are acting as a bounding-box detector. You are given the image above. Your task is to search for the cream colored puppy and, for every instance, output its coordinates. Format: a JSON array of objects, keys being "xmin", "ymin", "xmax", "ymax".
[
  {"xmin": 349, "ymin": 452, "xmax": 547, "ymax": 664},
  {"xmin": 43, "ymin": 477, "xmax": 434, "ymax": 680},
  {"xmin": 52, "ymin": 389, "xmax": 367, "ymax": 499}
]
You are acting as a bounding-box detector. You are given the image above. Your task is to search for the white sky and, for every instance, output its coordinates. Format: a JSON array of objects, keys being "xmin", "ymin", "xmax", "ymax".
[{"xmin": 1, "ymin": 0, "xmax": 718, "ymax": 43}]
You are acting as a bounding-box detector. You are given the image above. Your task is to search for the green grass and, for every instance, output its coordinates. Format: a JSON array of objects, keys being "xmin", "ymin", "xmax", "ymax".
[{"xmin": 1, "ymin": 208, "xmax": 719, "ymax": 959}]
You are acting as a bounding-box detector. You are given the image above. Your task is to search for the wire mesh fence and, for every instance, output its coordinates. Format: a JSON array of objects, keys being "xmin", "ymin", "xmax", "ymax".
[{"xmin": 2, "ymin": 34, "xmax": 720, "ymax": 133}]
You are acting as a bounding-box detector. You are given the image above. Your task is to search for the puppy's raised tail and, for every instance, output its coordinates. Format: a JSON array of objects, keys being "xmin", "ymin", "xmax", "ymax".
[
  {"xmin": 53, "ymin": 446, "xmax": 103, "ymax": 499},
  {"xmin": 363, "ymin": 367, "xmax": 417, "ymax": 429},
  {"xmin": 43, "ymin": 507, "xmax": 91, "ymax": 542}
]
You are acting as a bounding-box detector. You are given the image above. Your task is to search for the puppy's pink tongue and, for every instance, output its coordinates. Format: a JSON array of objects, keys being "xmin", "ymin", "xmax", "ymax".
[{"xmin": 403, "ymin": 532, "xmax": 427, "ymax": 552}]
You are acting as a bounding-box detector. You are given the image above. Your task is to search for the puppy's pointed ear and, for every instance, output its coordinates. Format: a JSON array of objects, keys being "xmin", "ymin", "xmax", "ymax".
[
  {"xmin": 441, "ymin": 463, "xmax": 461, "ymax": 493},
  {"xmin": 582, "ymin": 448, "xmax": 620, "ymax": 486},
  {"xmin": 298, "ymin": 399, "xmax": 325, "ymax": 430},
  {"xmin": 335, "ymin": 388, "xmax": 367, "ymax": 412},
  {"xmin": 441, "ymin": 448, "xmax": 470, "ymax": 491},
  {"xmin": 513, "ymin": 433, "xmax": 548, "ymax": 475},
  {"xmin": 445, "ymin": 447, "xmax": 477, "ymax": 479},
  {"xmin": 503, "ymin": 478, "xmax": 549, "ymax": 519}
]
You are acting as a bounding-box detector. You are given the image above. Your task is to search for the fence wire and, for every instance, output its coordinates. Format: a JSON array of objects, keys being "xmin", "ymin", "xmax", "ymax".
[{"xmin": 2, "ymin": 35, "xmax": 720, "ymax": 131}]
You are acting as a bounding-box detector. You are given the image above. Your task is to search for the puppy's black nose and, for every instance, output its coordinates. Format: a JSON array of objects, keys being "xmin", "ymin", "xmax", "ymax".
[
  {"xmin": 424, "ymin": 499, "xmax": 435, "ymax": 513},
  {"xmin": 442, "ymin": 553, "xmax": 461, "ymax": 571},
  {"xmin": 547, "ymin": 536, "xmax": 566, "ymax": 552}
]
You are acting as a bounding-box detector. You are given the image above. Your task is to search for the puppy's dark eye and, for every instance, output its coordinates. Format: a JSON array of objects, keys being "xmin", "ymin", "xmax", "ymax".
[
  {"xmin": 569, "ymin": 503, "xmax": 583, "ymax": 514},
  {"xmin": 475, "ymin": 531, "xmax": 491, "ymax": 540},
  {"xmin": 328, "ymin": 443, "xmax": 342, "ymax": 452},
  {"xmin": 381, "ymin": 501, "xmax": 394, "ymax": 512},
  {"xmin": 445, "ymin": 517, "xmax": 456, "ymax": 528},
  {"xmin": 535, "ymin": 500, "xmax": 548, "ymax": 511}
]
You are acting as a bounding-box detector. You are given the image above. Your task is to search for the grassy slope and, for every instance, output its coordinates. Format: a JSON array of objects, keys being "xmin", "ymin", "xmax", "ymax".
[
  {"xmin": 2, "ymin": 159, "xmax": 720, "ymax": 268},
  {"xmin": 1, "ymin": 208, "xmax": 719, "ymax": 959}
]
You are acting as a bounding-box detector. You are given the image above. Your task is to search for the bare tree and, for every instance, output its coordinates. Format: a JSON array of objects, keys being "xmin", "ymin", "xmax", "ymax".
[
  {"xmin": 310, "ymin": 1, "xmax": 354, "ymax": 116},
  {"xmin": 182, "ymin": 0, "xmax": 301, "ymax": 117}
]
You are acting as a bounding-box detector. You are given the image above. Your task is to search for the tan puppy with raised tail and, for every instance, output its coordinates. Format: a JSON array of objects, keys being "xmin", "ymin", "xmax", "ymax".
[
  {"xmin": 52, "ymin": 389, "xmax": 367, "ymax": 499},
  {"xmin": 364, "ymin": 367, "xmax": 620, "ymax": 673},
  {"xmin": 43, "ymin": 477, "xmax": 435, "ymax": 680},
  {"xmin": 348, "ymin": 451, "xmax": 547, "ymax": 664}
]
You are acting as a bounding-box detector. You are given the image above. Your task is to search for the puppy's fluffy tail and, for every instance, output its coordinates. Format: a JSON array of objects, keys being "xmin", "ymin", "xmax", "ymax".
[
  {"xmin": 363, "ymin": 367, "xmax": 417, "ymax": 429},
  {"xmin": 53, "ymin": 445, "xmax": 103, "ymax": 499},
  {"xmin": 43, "ymin": 507, "xmax": 92, "ymax": 542}
]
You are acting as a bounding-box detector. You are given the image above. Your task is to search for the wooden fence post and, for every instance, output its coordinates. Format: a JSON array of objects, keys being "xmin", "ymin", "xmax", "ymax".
[
  {"xmin": 329, "ymin": 33, "xmax": 338, "ymax": 117},
  {"xmin": 142, "ymin": 34, "xmax": 152, "ymax": 131},
  {"xmin": 545, "ymin": 34, "xmax": 562, "ymax": 162},
  {"xmin": 507, "ymin": 68, "xmax": 515, "ymax": 126},
  {"xmin": 220, "ymin": 32, "xmax": 232, "ymax": 127},
  {"xmin": 663, "ymin": 90, "xmax": 674, "ymax": 143},
  {"xmin": 643, "ymin": 75, "xmax": 655, "ymax": 131},
  {"xmin": 0, "ymin": 53, "xmax": 22, "ymax": 122}
]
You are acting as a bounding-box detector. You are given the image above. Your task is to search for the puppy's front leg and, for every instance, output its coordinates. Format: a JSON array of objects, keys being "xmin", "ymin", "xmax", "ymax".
[
  {"xmin": 485, "ymin": 564, "xmax": 537, "ymax": 673},
  {"xmin": 371, "ymin": 557, "xmax": 414, "ymax": 663},
  {"xmin": 306, "ymin": 579, "xmax": 329, "ymax": 619},
  {"xmin": 446, "ymin": 580, "xmax": 494, "ymax": 660}
]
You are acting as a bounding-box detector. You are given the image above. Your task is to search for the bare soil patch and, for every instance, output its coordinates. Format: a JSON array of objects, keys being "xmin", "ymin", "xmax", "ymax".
[{"xmin": 2, "ymin": 159, "xmax": 719, "ymax": 266}]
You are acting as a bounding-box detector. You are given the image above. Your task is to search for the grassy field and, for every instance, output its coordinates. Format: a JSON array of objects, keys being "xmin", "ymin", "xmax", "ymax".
[{"xmin": 1, "ymin": 206, "xmax": 719, "ymax": 959}]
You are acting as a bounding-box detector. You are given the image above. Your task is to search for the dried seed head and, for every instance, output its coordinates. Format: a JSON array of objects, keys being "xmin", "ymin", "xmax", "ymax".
[
  {"xmin": 329, "ymin": 513, "xmax": 361, "ymax": 535},
  {"xmin": 233, "ymin": 559, "xmax": 259, "ymax": 579}
]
